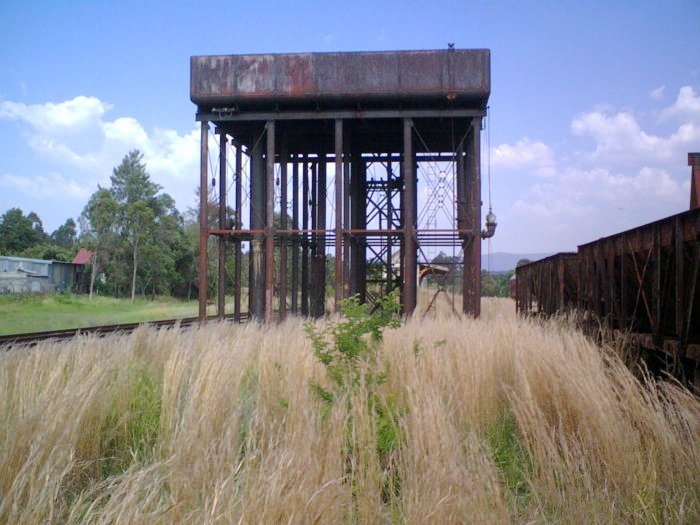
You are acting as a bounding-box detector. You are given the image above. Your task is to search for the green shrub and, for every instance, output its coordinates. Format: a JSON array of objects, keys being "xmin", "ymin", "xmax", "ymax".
[
  {"xmin": 305, "ymin": 292, "xmax": 401, "ymax": 403},
  {"xmin": 306, "ymin": 292, "xmax": 404, "ymax": 507}
]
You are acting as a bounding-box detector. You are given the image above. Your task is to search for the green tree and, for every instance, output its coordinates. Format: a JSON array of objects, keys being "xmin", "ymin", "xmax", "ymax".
[
  {"xmin": 81, "ymin": 150, "xmax": 194, "ymax": 300},
  {"xmin": 481, "ymin": 271, "xmax": 500, "ymax": 297},
  {"xmin": 50, "ymin": 218, "xmax": 77, "ymax": 249},
  {"xmin": 19, "ymin": 243, "xmax": 74, "ymax": 262},
  {"xmin": 26, "ymin": 211, "xmax": 47, "ymax": 243},
  {"xmin": 142, "ymin": 195, "xmax": 192, "ymax": 297},
  {"xmin": 109, "ymin": 151, "xmax": 163, "ymax": 301},
  {"xmin": 481, "ymin": 269, "xmax": 516, "ymax": 298},
  {"xmin": 80, "ymin": 187, "xmax": 119, "ymax": 299},
  {"xmin": 110, "ymin": 150, "xmax": 161, "ymax": 205},
  {"xmin": 0, "ymin": 208, "xmax": 45, "ymax": 254}
]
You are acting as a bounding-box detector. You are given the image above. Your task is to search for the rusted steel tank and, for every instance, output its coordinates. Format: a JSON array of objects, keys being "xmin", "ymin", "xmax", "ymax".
[{"xmin": 190, "ymin": 49, "xmax": 490, "ymax": 110}]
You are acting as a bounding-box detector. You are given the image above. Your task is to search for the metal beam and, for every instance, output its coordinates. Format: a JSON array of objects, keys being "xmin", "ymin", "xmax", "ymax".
[
  {"xmin": 197, "ymin": 108, "xmax": 486, "ymax": 123},
  {"xmin": 291, "ymin": 157, "xmax": 299, "ymax": 313},
  {"xmin": 343, "ymin": 127, "xmax": 351, "ymax": 298},
  {"xmin": 279, "ymin": 131, "xmax": 288, "ymax": 320},
  {"xmin": 301, "ymin": 158, "xmax": 309, "ymax": 316},
  {"xmin": 334, "ymin": 119, "xmax": 343, "ymax": 312},
  {"xmin": 234, "ymin": 141, "xmax": 242, "ymax": 322},
  {"xmin": 350, "ymin": 151, "xmax": 366, "ymax": 300},
  {"xmin": 311, "ymin": 159, "xmax": 327, "ymax": 318},
  {"xmin": 198, "ymin": 121, "xmax": 209, "ymax": 320},
  {"xmin": 403, "ymin": 118, "xmax": 417, "ymax": 315},
  {"xmin": 464, "ymin": 118, "xmax": 481, "ymax": 317},
  {"xmin": 217, "ymin": 129, "xmax": 227, "ymax": 319},
  {"xmin": 249, "ymin": 129, "xmax": 265, "ymax": 320},
  {"xmin": 265, "ymin": 120, "xmax": 275, "ymax": 323}
]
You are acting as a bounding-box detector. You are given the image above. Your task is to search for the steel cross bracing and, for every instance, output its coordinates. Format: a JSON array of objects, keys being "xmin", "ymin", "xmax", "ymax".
[
  {"xmin": 364, "ymin": 158, "xmax": 403, "ymax": 300},
  {"xmin": 200, "ymin": 117, "xmax": 485, "ymax": 321}
]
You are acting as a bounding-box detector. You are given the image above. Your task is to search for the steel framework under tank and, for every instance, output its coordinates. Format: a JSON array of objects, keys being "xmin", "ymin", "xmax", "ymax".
[{"xmin": 190, "ymin": 49, "xmax": 491, "ymax": 321}]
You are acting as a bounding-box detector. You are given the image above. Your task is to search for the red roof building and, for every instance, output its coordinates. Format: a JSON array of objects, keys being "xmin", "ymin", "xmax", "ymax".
[{"xmin": 72, "ymin": 248, "xmax": 93, "ymax": 265}]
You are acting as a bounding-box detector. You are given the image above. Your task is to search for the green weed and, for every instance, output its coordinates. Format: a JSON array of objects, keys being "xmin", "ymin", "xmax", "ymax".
[
  {"xmin": 99, "ymin": 364, "xmax": 162, "ymax": 479},
  {"xmin": 486, "ymin": 410, "xmax": 533, "ymax": 512}
]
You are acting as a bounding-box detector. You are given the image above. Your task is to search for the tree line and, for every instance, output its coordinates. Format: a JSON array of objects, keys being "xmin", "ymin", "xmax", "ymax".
[
  {"xmin": 0, "ymin": 210, "xmax": 78, "ymax": 262},
  {"xmin": 1, "ymin": 150, "xmax": 204, "ymax": 300}
]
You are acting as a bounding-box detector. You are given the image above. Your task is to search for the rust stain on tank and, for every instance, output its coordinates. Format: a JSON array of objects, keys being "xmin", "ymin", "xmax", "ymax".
[
  {"xmin": 278, "ymin": 54, "xmax": 315, "ymax": 97},
  {"xmin": 237, "ymin": 55, "xmax": 275, "ymax": 97},
  {"xmin": 190, "ymin": 49, "xmax": 490, "ymax": 107}
]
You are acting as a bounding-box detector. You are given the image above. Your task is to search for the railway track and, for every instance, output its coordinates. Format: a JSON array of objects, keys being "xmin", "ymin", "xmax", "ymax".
[{"xmin": 0, "ymin": 313, "xmax": 250, "ymax": 349}]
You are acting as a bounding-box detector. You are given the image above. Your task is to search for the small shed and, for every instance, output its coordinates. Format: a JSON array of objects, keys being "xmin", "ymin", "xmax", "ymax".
[{"xmin": 0, "ymin": 254, "xmax": 90, "ymax": 294}]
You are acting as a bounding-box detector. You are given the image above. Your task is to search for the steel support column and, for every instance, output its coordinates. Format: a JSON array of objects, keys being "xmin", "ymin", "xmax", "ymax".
[
  {"xmin": 464, "ymin": 118, "xmax": 482, "ymax": 316},
  {"xmin": 350, "ymin": 151, "xmax": 366, "ymax": 300},
  {"xmin": 234, "ymin": 141, "xmax": 242, "ymax": 321},
  {"xmin": 265, "ymin": 120, "xmax": 276, "ymax": 323},
  {"xmin": 249, "ymin": 130, "xmax": 265, "ymax": 320},
  {"xmin": 343, "ymin": 128, "xmax": 351, "ymax": 298},
  {"xmin": 198, "ymin": 121, "xmax": 209, "ymax": 320},
  {"xmin": 388, "ymin": 160, "xmax": 395, "ymax": 292},
  {"xmin": 399, "ymin": 159, "xmax": 405, "ymax": 299},
  {"xmin": 291, "ymin": 157, "xmax": 299, "ymax": 313},
  {"xmin": 403, "ymin": 118, "xmax": 417, "ymax": 315},
  {"xmin": 358, "ymin": 160, "xmax": 367, "ymax": 301},
  {"xmin": 279, "ymin": 132, "xmax": 288, "ymax": 320},
  {"xmin": 334, "ymin": 119, "xmax": 343, "ymax": 312},
  {"xmin": 301, "ymin": 158, "xmax": 309, "ymax": 316},
  {"xmin": 311, "ymin": 158, "xmax": 327, "ymax": 318},
  {"xmin": 217, "ymin": 128, "xmax": 227, "ymax": 319}
]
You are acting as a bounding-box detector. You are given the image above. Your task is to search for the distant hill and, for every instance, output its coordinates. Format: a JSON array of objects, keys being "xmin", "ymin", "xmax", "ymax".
[{"xmin": 481, "ymin": 252, "xmax": 555, "ymax": 273}]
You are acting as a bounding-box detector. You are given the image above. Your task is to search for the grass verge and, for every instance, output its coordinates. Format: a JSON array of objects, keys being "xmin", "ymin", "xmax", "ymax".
[{"xmin": 0, "ymin": 294, "xmax": 199, "ymax": 335}]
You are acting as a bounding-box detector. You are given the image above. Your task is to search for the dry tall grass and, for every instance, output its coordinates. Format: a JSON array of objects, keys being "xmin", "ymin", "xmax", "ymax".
[{"xmin": 1, "ymin": 298, "xmax": 698, "ymax": 524}]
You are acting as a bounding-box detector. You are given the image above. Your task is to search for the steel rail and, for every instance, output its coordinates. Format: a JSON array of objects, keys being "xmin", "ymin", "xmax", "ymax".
[{"xmin": 0, "ymin": 313, "xmax": 251, "ymax": 349}]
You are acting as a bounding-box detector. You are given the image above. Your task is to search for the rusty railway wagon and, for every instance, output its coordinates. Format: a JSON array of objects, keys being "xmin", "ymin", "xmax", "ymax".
[
  {"xmin": 514, "ymin": 252, "xmax": 579, "ymax": 315},
  {"xmin": 516, "ymin": 206, "xmax": 700, "ymax": 385}
]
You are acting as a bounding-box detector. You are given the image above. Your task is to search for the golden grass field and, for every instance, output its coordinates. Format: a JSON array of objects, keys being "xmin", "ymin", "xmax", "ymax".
[{"xmin": 1, "ymin": 297, "xmax": 699, "ymax": 524}]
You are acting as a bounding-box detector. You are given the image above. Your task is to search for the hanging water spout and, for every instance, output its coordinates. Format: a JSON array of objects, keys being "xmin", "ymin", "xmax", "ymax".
[{"xmin": 481, "ymin": 207, "xmax": 497, "ymax": 239}]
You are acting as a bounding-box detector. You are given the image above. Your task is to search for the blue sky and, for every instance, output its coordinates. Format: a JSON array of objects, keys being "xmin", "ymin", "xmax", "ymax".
[{"xmin": 1, "ymin": 0, "xmax": 698, "ymax": 253}]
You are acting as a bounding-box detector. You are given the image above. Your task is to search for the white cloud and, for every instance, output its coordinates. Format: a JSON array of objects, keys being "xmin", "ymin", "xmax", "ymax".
[
  {"xmin": 102, "ymin": 117, "xmax": 149, "ymax": 144},
  {"xmin": 499, "ymin": 163, "xmax": 687, "ymax": 252},
  {"xmin": 493, "ymin": 88, "xmax": 696, "ymax": 252},
  {"xmin": 0, "ymin": 95, "xmax": 202, "ymax": 214},
  {"xmin": 649, "ymin": 85, "xmax": 666, "ymax": 100},
  {"xmin": 0, "ymin": 171, "xmax": 92, "ymax": 200},
  {"xmin": 661, "ymin": 85, "xmax": 700, "ymax": 121},
  {"xmin": 491, "ymin": 138, "xmax": 555, "ymax": 176},
  {"xmin": 0, "ymin": 96, "xmax": 111, "ymax": 133},
  {"xmin": 570, "ymin": 96, "xmax": 700, "ymax": 167},
  {"xmin": 144, "ymin": 127, "xmax": 200, "ymax": 185}
]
